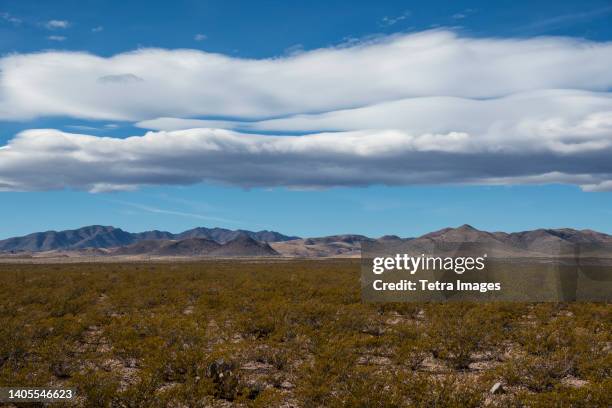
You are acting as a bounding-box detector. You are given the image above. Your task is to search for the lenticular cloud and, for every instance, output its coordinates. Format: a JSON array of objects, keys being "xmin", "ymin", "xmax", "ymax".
[
  {"xmin": 1, "ymin": 128, "xmax": 611, "ymax": 192},
  {"xmin": 2, "ymin": 30, "xmax": 612, "ymax": 121},
  {"xmin": 0, "ymin": 30, "xmax": 612, "ymax": 191}
]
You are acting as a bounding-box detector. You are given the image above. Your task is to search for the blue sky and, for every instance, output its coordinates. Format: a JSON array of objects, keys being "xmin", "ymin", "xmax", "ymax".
[{"xmin": 1, "ymin": 0, "xmax": 612, "ymax": 238}]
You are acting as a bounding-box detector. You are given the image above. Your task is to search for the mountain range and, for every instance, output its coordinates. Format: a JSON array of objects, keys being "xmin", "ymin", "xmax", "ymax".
[
  {"xmin": 1, "ymin": 224, "xmax": 611, "ymax": 258},
  {"xmin": 0, "ymin": 225, "xmax": 297, "ymax": 252}
]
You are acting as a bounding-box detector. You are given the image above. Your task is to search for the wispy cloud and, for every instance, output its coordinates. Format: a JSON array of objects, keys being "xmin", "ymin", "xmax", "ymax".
[
  {"xmin": 109, "ymin": 199, "xmax": 240, "ymax": 225},
  {"xmin": 0, "ymin": 11, "xmax": 21, "ymax": 25},
  {"xmin": 155, "ymin": 192, "xmax": 212, "ymax": 208},
  {"xmin": 65, "ymin": 125, "xmax": 101, "ymax": 131},
  {"xmin": 517, "ymin": 6, "xmax": 612, "ymax": 34},
  {"xmin": 284, "ymin": 43, "xmax": 304, "ymax": 56},
  {"xmin": 47, "ymin": 35, "xmax": 66, "ymax": 41},
  {"xmin": 452, "ymin": 8, "xmax": 476, "ymax": 20},
  {"xmin": 380, "ymin": 10, "xmax": 411, "ymax": 27},
  {"xmin": 194, "ymin": 33, "xmax": 207, "ymax": 41},
  {"xmin": 45, "ymin": 19, "xmax": 69, "ymax": 29},
  {"xmin": 65, "ymin": 123, "xmax": 120, "ymax": 132},
  {"xmin": 92, "ymin": 25, "xmax": 103, "ymax": 33}
]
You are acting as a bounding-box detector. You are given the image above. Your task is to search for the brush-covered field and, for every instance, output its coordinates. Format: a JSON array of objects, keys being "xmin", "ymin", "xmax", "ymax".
[{"xmin": 0, "ymin": 260, "xmax": 610, "ymax": 407}]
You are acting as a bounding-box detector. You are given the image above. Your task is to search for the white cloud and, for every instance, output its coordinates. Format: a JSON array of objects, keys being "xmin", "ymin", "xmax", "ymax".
[
  {"xmin": 45, "ymin": 19, "xmax": 69, "ymax": 29},
  {"xmin": 194, "ymin": 33, "xmax": 207, "ymax": 41},
  {"xmin": 92, "ymin": 25, "xmax": 104, "ymax": 33},
  {"xmin": 137, "ymin": 117, "xmax": 236, "ymax": 130},
  {"xmin": 582, "ymin": 180, "xmax": 612, "ymax": 192},
  {"xmin": 2, "ymin": 30, "xmax": 612, "ymax": 122},
  {"xmin": 46, "ymin": 35, "xmax": 66, "ymax": 41},
  {"xmin": 137, "ymin": 90, "xmax": 612, "ymax": 155},
  {"xmin": 1, "ymin": 30, "xmax": 612, "ymax": 192},
  {"xmin": 0, "ymin": 128, "xmax": 611, "ymax": 192}
]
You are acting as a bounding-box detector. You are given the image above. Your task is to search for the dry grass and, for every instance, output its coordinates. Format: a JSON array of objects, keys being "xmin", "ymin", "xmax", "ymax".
[{"xmin": 0, "ymin": 260, "xmax": 610, "ymax": 407}]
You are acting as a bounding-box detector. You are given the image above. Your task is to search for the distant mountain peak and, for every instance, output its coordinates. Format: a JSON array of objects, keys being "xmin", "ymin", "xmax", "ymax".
[
  {"xmin": 457, "ymin": 224, "xmax": 477, "ymax": 230},
  {"xmin": 378, "ymin": 235, "xmax": 402, "ymax": 241}
]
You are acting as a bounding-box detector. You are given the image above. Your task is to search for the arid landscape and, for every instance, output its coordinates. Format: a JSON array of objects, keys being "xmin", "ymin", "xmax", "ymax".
[
  {"xmin": 1, "ymin": 258, "xmax": 611, "ymax": 407},
  {"xmin": 2, "ymin": 1, "xmax": 612, "ymax": 406}
]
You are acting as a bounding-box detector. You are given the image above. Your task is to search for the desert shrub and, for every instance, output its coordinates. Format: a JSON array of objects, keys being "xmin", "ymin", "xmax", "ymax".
[
  {"xmin": 73, "ymin": 369, "xmax": 121, "ymax": 408},
  {"xmin": 252, "ymin": 388, "xmax": 284, "ymax": 407},
  {"xmin": 396, "ymin": 342, "xmax": 429, "ymax": 371},
  {"xmin": 153, "ymin": 347, "xmax": 203, "ymax": 383},
  {"xmin": 0, "ymin": 320, "xmax": 29, "ymax": 374},
  {"xmin": 422, "ymin": 302, "xmax": 520, "ymax": 370},
  {"xmin": 247, "ymin": 344, "xmax": 291, "ymax": 370},
  {"xmin": 335, "ymin": 303, "xmax": 385, "ymax": 336},
  {"xmin": 157, "ymin": 377, "xmax": 216, "ymax": 408},
  {"xmin": 390, "ymin": 323, "xmax": 428, "ymax": 370},
  {"xmin": 206, "ymin": 357, "xmax": 241, "ymax": 400},
  {"xmin": 398, "ymin": 372, "xmax": 484, "ymax": 408},
  {"xmin": 575, "ymin": 340, "xmax": 611, "ymax": 382},
  {"xmin": 296, "ymin": 338, "xmax": 358, "ymax": 406},
  {"xmin": 288, "ymin": 300, "xmax": 337, "ymax": 333},
  {"xmin": 512, "ymin": 306, "xmax": 611, "ymax": 384},
  {"xmin": 517, "ymin": 379, "xmax": 612, "ymax": 407},
  {"xmin": 235, "ymin": 305, "xmax": 279, "ymax": 339},
  {"xmin": 328, "ymin": 367, "xmax": 401, "ymax": 407},
  {"xmin": 424, "ymin": 306, "xmax": 485, "ymax": 369},
  {"xmin": 498, "ymin": 353, "xmax": 572, "ymax": 392},
  {"xmin": 116, "ymin": 371, "xmax": 166, "ymax": 407}
]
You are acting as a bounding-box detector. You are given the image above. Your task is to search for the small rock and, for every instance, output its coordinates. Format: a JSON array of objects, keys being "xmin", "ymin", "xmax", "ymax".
[
  {"xmin": 490, "ymin": 382, "xmax": 504, "ymax": 394},
  {"xmin": 561, "ymin": 376, "xmax": 588, "ymax": 388},
  {"xmin": 280, "ymin": 380, "xmax": 294, "ymax": 390},
  {"xmin": 385, "ymin": 317, "xmax": 402, "ymax": 325}
]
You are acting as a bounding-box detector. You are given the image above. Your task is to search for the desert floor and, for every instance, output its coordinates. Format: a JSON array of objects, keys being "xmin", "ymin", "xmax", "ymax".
[{"xmin": 1, "ymin": 260, "xmax": 610, "ymax": 407}]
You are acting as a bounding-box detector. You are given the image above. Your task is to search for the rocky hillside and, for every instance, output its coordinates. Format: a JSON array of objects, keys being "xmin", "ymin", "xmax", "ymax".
[{"xmin": 0, "ymin": 225, "xmax": 297, "ymax": 252}]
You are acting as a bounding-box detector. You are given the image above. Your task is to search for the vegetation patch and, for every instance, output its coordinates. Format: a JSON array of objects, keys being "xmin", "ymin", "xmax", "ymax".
[{"xmin": 0, "ymin": 260, "xmax": 610, "ymax": 406}]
